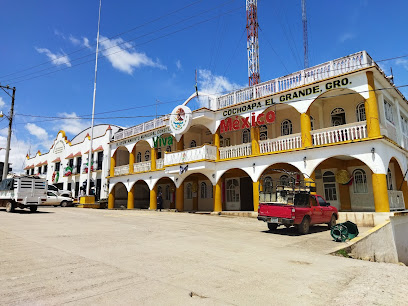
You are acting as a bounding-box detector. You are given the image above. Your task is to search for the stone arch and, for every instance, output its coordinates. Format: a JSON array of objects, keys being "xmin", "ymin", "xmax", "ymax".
[
  {"xmin": 129, "ymin": 180, "xmax": 150, "ymax": 209},
  {"xmin": 180, "ymin": 172, "xmax": 214, "ymax": 211},
  {"xmin": 113, "ymin": 146, "xmax": 129, "ymax": 167},
  {"xmin": 153, "ymin": 176, "xmax": 177, "ymax": 209},
  {"xmin": 182, "ymin": 124, "xmax": 213, "ymax": 150}
]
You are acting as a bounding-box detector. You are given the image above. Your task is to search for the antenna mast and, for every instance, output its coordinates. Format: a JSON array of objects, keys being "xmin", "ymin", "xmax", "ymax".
[
  {"xmin": 246, "ymin": 0, "xmax": 260, "ymax": 86},
  {"xmin": 302, "ymin": 0, "xmax": 309, "ymax": 69}
]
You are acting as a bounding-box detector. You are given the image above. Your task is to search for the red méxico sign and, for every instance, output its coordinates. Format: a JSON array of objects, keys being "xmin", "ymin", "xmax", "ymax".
[{"xmin": 220, "ymin": 111, "xmax": 275, "ymax": 133}]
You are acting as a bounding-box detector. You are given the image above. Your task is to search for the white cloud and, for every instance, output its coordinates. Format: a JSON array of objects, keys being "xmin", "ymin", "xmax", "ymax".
[
  {"xmin": 83, "ymin": 37, "xmax": 91, "ymax": 49},
  {"xmin": 0, "ymin": 97, "xmax": 5, "ymax": 108},
  {"xmin": 176, "ymin": 59, "xmax": 182, "ymax": 70},
  {"xmin": 99, "ymin": 36, "xmax": 166, "ymax": 74},
  {"xmin": 198, "ymin": 69, "xmax": 242, "ymax": 95},
  {"xmin": 0, "ymin": 132, "xmax": 32, "ymax": 174},
  {"xmin": 54, "ymin": 29, "xmax": 66, "ymax": 39},
  {"xmin": 69, "ymin": 35, "xmax": 81, "ymax": 45},
  {"xmin": 56, "ymin": 112, "xmax": 90, "ymax": 136},
  {"xmin": 35, "ymin": 47, "xmax": 71, "ymax": 67},
  {"xmin": 25, "ymin": 123, "xmax": 53, "ymax": 151},
  {"xmin": 396, "ymin": 59, "xmax": 408, "ymax": 71},
  {"xmin": 339, "ymin": 33, "xmax": 355, "ymax": 43}
]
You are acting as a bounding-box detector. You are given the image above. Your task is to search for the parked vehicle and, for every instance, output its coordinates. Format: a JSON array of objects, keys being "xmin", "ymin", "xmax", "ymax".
[
  {"xmin": 43, "ymin": 191, "xmax": 73, "ymax": 207},
  {"xmin": 0, "ymin": 176, "xmax": 47, "ymax": 213},
  {"xmin": 257, "ymin": 171, "xmax": 338, "ymax": 234},
  {"xmin": 48, "ymin": 184, "xmax": 72, "ymax": 197}
]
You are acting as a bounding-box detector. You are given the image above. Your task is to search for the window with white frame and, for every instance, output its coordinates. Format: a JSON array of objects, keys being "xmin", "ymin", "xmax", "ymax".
[
  {"xmin": 144, "ymin": 150, "xmax": 150, "ymax": 161},
  {"xmin": 186, "ymin": 183, "xmax": 193, "ymax": 199},
  {"xmin": 136, "ymin": 152, "xmax": 142, "ymax": 163},
  {"xmin": 200, "ymin": 182, "xmax": 207, "ymax": 199},
  {"xmin": 356, "ymin": 102, "xmax": 366, "ymax": 122},
  {"xmin": 323, "ymin": 171, "xmax": 337, "ymax": 201},
  {"xmin": 260, "ymin": 125, "xmax": 268, "ymax": 140},
  {"xmin": 331, "ymin": 108, "xmax": 346, "ymax": 126},
  {"xmin": 281, "ymin": 120, "xmax": 292, "ymax": 136},
  {"xmin": 384, "ymin": 100, "xmax": 394, "ymax": 124},
  {"xmin": 279, "ymin": 175, "xmax": 290, "ymax": 186},
  {"xmin": 353, "ymin": 169, "xmax": 368, "ymax": 193},
  {"xmin": 263, "ymin": 176, "xmax": 273, "ymax": 193},
  {"xmin": 401, "ymin": 116, "xmax": 408, "ymax": 136},
  {"xmin": 242, "ymin": 129, "xmax": 251, "ymax": 143},
  {"xmin": 387, "ymin": 168, "xmax": 393, "ymax": 190}
]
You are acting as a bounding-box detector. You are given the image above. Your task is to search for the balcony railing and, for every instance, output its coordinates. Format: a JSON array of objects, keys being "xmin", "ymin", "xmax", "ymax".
[
  {"xmin": 164, "ymin": 145, "xmax": 217, "ymax": 166},
  {"xmin": 113, "ymin": 115, "xmax": 169, "ymax": 141},
  {"xmin": 219, "ymin": 143, "xmax": 252, "ymax": 160},
  {"xmin": 259, "ymin": 133, "xmax": 302, "ymax": 153},
  {"xmin": 216, "ymin": 51, "xmax": 372, "ymax": 109},
  {"xmin": 134, "ymin": 161, "xmax": 151, "ymax": 173},
  {"xmin": 311, "ymin": 122, "xmax": 367, "ymax": 146},
  {"xmin": 388, "ymin": 190, "xmax": 405, "ymax": 211},
  {"xmin": 156, "ymin": 158, "xmax": 164, "ymax": 169},
  {"xmin": 114, "ymin": 165, "xmax": 129, "ymax": 176}
]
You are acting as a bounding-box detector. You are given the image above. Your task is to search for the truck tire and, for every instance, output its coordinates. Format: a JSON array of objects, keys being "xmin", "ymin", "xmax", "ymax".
[
  {"xmin": 29, "ymin": 206, "xmax": 38, "ymax": 212},
  {"xmin": 60, "ymin": 201, "xmax": 68, "ymax": 207},
  {"xmin": 5, "ymin": 202, "xmax": 14, "ymax": 213},
  {"xmin": 298, "ymin": 217, "xmax": 310, "ymax": 235},
  {"xmin": 328, "ymin": 214, "xmax": 336, "ymax": 229},
  {"xmin": 267, "ymin": 223, "xmax": 278, "ymax": 231}
]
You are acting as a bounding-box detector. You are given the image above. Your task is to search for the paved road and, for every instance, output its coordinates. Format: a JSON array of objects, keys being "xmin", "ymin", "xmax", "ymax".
[{"xmin": 0, "ymin": 207, "xmax": 407, "ymax": 305}]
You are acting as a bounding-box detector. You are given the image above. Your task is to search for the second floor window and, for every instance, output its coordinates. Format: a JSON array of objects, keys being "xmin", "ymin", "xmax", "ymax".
[
  {"xmin": 281, "ymin": 120, "xmax": 292, "ymax": 136},
  {"xmin": 55, "ymin": 162, "xmax": 61, "ymax": 172},
  {"xmin": 76, "ymin": 157, "xmax": 81, "ymax": 173},
  {"xmin": 356, "ymin": 102, "xmax": 366, "ymax": 122},
  {"xmin": 145, "ymin": 150, "xmax": 150, "ymax": 161},
  {"xmin": 384, "ymin": 100, "xmax": 394, "ymax": 124},
  {"xmin": 242, "ymin": 129, "xmax": 251, "ymax": 143},
  {"xmin": 387, "ymin": 168, "xmax": 393, "ymax": 190},
  {"xmin": 157, "ymin": 148, "xmax": 162, "ymax": 159},
  {"xmin": 331, "ymin": 108, "xmax": 346, "ymax": 126},
  {"xmin": 401, "ymin": 116, "xmax": 408, "ymax": 136},
  {"xmin": 97, "ymin": 151, "xmax": 103, "ymax": 169},
  {"xmin": 68, "ymin": 159, "xmax": 74, "ymax": 168},
  {"xmin": 190, "ymin": 140, "xmax": 197, "ymax": 148},
  {"xmin": 260, "ymin": 125, "xmax": 268, "ymax": 140},
  {"xmin": 43, "ymin": 164, "xmax": 48, "ymax": 174},
  {"xmin": 310, "ymin": 116, "xmax": 315, "ymax": 130},
  {"xmin": 166, "ymin": 146, "xmax": 172, "ymax": 152},
  {"xmin": 136, "ymin": 152, "xmax": 142, "ymax": 163}
]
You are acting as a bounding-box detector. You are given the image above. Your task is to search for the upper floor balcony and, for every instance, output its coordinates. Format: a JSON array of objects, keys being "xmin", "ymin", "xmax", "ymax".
[{"xmin": 164, "ymin": 145, "xmax": 217, "ymax": 166}]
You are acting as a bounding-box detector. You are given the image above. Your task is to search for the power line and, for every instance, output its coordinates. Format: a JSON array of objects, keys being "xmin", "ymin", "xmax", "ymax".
[
  {"xmin": 6, "ymin": 4, "xmax": 244, "ymax": 85},
  {"xmin": 0, "ymin": 0, "xmax": 205, "ymax": 80},
  {"xmin": 2, "ymin": 0, "xmax": 239, "ymax": 84}
]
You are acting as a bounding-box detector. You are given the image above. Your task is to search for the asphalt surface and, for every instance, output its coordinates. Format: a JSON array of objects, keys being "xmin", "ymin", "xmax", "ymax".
[{"xmin": 0, "ymin": 207, "xmax": 407, "ymax": 305}]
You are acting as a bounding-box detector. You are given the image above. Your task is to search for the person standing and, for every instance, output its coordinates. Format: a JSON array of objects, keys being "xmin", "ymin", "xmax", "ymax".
[{"xmin": 157, "ymin": 192, "xmax": 163, "ymax": 211}]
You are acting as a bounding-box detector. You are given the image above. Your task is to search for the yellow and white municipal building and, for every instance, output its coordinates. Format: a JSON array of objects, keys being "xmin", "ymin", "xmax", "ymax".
[{"xmin": 107, "ymin": 51, "xmax": 408, "ymax": 214}]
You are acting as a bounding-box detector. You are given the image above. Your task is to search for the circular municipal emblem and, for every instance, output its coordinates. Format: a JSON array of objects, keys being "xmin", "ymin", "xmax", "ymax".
[{"xmin": 169, "ymin": 105, "xmax": 192, "ymax": 134}]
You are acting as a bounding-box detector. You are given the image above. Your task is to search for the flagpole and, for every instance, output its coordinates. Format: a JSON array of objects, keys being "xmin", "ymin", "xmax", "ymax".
[{"xmin": 86, "ymin": 0, "xmax": 102, "ymax": 197}]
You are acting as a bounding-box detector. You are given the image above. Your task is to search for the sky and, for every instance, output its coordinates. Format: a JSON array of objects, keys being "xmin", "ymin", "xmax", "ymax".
[{"xmin": 1, "ymin": 0, "xmax": 408, "ymax": 172}]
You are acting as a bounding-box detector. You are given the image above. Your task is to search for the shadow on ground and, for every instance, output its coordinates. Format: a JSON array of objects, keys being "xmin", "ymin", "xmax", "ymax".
[
  {"xmin": 0, "ymin": 208, "xmax": 53, "ymax": 214},
  {"xmin": 261, "ymin": 225, "xmax": 330, "ymax": 236}
]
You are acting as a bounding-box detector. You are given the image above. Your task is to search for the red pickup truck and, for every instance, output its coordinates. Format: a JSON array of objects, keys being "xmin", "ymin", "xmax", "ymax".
[{"xmin": 258, "ymin": 193, "xmax": 338, "ymax": 234}]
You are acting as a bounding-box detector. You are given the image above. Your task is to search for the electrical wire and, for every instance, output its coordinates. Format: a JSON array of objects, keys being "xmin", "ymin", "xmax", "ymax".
[
  {"xmin": 0, "ymin": 0, "xmax": 205, "ymax": 80},
  {"xmin": 5, "ymin": 5, "xmax": 245, "ymax": 85},
  {"xmin": 2, "ymin": 0, "xmax": 240, "ymax": 84}
]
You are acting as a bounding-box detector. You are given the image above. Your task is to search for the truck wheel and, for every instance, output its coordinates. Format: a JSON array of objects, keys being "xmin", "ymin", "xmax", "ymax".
[
  {"xmin": 328, "ymin": 215, "xmax": 336, "ymax": 229},
  {"xmin": 29, "ymin": 206, "xmax": 38, "ymax": 212},
  {"xmin": 298, "ymin": 217, "xmax": 310, "ymax": 235},
  {"xmin": 5, "ymin": 202, "xmax": 14, "ymax": 213},
  {"xmin": 267, "ymin": 223, "xmax": 278, "ymax": 231},
  {"xmin": 60, "ymin": 201, "xmax": 68, "ymax": 207}
]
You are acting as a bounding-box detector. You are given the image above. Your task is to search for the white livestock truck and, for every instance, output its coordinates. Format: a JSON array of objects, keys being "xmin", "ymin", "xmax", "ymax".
[{"xmin": 0, "ymin": 176, "xmax": 47, "ymax": 213}]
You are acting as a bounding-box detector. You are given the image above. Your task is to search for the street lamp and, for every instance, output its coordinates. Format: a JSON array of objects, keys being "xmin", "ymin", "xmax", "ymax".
[{"xmin": 0, "ymin": 85, "xmax": 16, "ymax": 180}]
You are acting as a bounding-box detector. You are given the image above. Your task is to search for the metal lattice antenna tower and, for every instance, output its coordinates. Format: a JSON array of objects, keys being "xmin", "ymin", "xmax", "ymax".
[
  {"xmin": 302, "ymin": 0, "xmax": 309, "ymax": 69},
  {"xmin": 246, "ymin": 0, "xmax": 260, "ymax": 86}
]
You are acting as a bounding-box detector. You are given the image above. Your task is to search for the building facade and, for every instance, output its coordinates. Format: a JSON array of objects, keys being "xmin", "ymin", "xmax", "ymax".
[
  {"xmin": 25, "ymin": 124, "xmax": 121, "ymax": 200},
  {"xmin": 96, "ymin": 51, "xmax": 408, "ymax": 213}
]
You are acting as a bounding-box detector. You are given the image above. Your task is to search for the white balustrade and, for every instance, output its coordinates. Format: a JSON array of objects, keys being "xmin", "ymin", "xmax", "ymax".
[
  {"xmin": 388, "ymin": 190, "xmax": 405, "ymax": 211},
  {"xmin": 311, "ymin": 122, "xmax": 367, "ymax": 146},
  {"xmin": 114, "ymin": 165, "xmax": 129, "ymax": 176},
  {"xmin": 113, "ymin": 115, "xmax": 169, "ymax": 141},
  {"xmin": 217, "ymin": 51, "xmax": 371, "ymax": 109},
  {"xmin": 219, "ymin": 143, "xmax": 252, "ymax": 160},
  {"xmin": 259, "ymin": 134, "xmax": 302, "ymax": 153},
  {"xmin": 164, "ymin": 145, "xmax": 217, "ymax": 166},
  {"xmin": 156, "ymin": 158, "xmax": 164, "ymax": 169},
  {"xmin": 133, "ymin": 161, "xmax": 151, "ymax": 173}
]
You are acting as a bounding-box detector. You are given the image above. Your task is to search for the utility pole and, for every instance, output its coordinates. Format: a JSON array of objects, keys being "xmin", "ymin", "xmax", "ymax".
[
  {"xmin": 1, "ymin": 86, "xmax": 15, "ymax": 180},
  {"xmin": 302, "ymin": 0, "xmax": 309, "ymax": 69}
]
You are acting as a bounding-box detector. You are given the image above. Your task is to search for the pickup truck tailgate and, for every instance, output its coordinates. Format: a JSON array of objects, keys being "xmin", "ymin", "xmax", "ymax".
[{"xmin": 258, "ymin": 203, "xmax": 292, "ymax": 218}]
